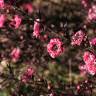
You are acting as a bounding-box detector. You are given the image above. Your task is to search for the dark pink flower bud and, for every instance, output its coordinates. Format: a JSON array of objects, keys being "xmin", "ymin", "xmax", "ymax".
[
  {"xmin": 33, "ymin": 19, "xmax": 40, "ymax": 38},
  {"xmin": 11, "ymin": 48, "xmax": 21, "ymax": 62},
  {"xmin": 47, "ymin": 38, "xmax": 64, "ymax": 58},
  {"xmin": 71, "ymin": 30, "xmax": 85, "ymax": 46}
]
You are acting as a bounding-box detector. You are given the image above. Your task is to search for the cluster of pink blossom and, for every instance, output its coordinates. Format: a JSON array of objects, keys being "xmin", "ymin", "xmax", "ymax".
[
  {"xmin": 82, "ymin": 51, "xmax": 96, "ymax": 75},
  {"xmin": 21, "ymin": 67, "xmax": 34, "ymax": 83},
  {"xmin": 0, "ymin": 14, "xmax": 22, "ymax": 29},
  {"xmin": 47, "ymin": 38, "xmax": 64, "ymax": 58},
  {"xmin": 0, "ymin": 0, "xmax": 23, "ymax": 29},
  {"xmin": 71, "ymin": 30, "xmax": 85, "ymax": 46},
  {"xmin": 79, "ymin": 0, "xmax": 96, "ymax": 76},
  {"xmin": 87, "ymin": 5, "xmax": 96, "ymax": 22},
  {"xmin": 10, "ymin": 48, "xmax": 21, "ymax": 62}
]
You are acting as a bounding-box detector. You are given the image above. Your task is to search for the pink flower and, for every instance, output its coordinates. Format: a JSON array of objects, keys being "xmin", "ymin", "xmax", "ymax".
[
  {"xmin": 33, "ymin": 19, "xmax": 40, "ymax": 38},
  {"xmin": 23, "ymin": 3, "xmax": 33, "ymax": 14},
  {"xmin": 87, "ymin": 5, "xmax": 96, "ymax": 22},
  {"xmin": 71, "ymin": 30, "xmax": 85, "ymax": 46},
  {"xmin": 0, "ymin": 14, "xmax": 6, "ymax": 28},
  {"xmin": 47, "ymin": 38, "xmax": 64, "ymax": 58},
  {"xmin": 90, "ymin": 37, "xmax": 96, "ymax": 46},
  {"xmin": 11, "ymin": 48, "xmax": 21, "ymax": 62},
  {"xmin": 83, "ymin": 51, "xmax": 96, "ymax": 65},
  {"xmin": 83, "ymin": 51, "xmax": 96, "ymax": 75},
  {"xmin": 10, "ymin": 15, "xmax": 22, "ymax": 29},
  {"xmin": 85, "ymin": 62, "xmax": 96, "ymax": 75},
  {"xmin": 0, "ymin": 0, "xmax": 4, "ymax": 9}
]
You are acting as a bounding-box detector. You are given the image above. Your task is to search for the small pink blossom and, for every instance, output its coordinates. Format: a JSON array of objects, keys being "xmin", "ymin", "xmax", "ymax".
[
  {"xmin": 71, "ymin": 30, "xmax": 85, "ymax": 46},
  {"xmin": 21, "ymin": 67, "xmax": 34, "ymax": 83},
  {"xmin": 0, "ymin": 14, "xmax": 6, "ymax": 28},
  {"xmin": 25, "ymin": 67, "xmax": 34, "ymax": 77},
  {"xmin": 33, "ymin": 19, "xmax": 40, "ymax": 38},
  {"xmin": 49, "ymin": 93, "xmax": 55, "ymax": 96},
  {"xmin": 77, "ymin": 85, "xmax": 80, "ymax": 91},
  {"xmin": 11, "ymin": 48, "xmax": 21, "ymax": 62},
  {"xmin": 90, "ymin": 37, "xmax": 96, "ymax": 46},
  {"xmin": 10, "ymin": 15, "xmax": 22, "ymax": 29},
  {"xmin": 79, "ymin": 64, "xmax": 87, "ymax": 76},
  {"xmin": 23, "ymin": 3, "xmax": 33, "ymax": 14},
  {"xmin": 87, "ymin": 5, "xmax": 96, "ymax": 22},
  {"xmin": 81, "ymin": 0, "xmax": 89, "ymax": 8},
  {"xmin": 39, "ymin": 34, "xmax": 48, "ymax": 42},
  {"xmin": 47, "ymin": 38, "xmax": 64, "ymax": 58},
  {"xmin": 0, "ymin": 0, "xmax": 4, "ymax": 9},
  {"xmin": 21, "ymin": 75, "xmax": 28, "ymax": 83},
  {"xmin": 83, "ymin": 51, "xmax": 96, "ymax": 75}
]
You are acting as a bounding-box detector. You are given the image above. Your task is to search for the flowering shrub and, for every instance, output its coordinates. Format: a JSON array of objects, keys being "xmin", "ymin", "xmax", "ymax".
[{"xmin": 0, "ymin": 0, "xmax": 96, "ymax": 96}]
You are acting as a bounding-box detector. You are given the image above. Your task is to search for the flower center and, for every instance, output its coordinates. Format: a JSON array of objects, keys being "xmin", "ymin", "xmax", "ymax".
[{"xmin": 52, "ymin": 44, "xmax": 58, "ymax": 51}]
